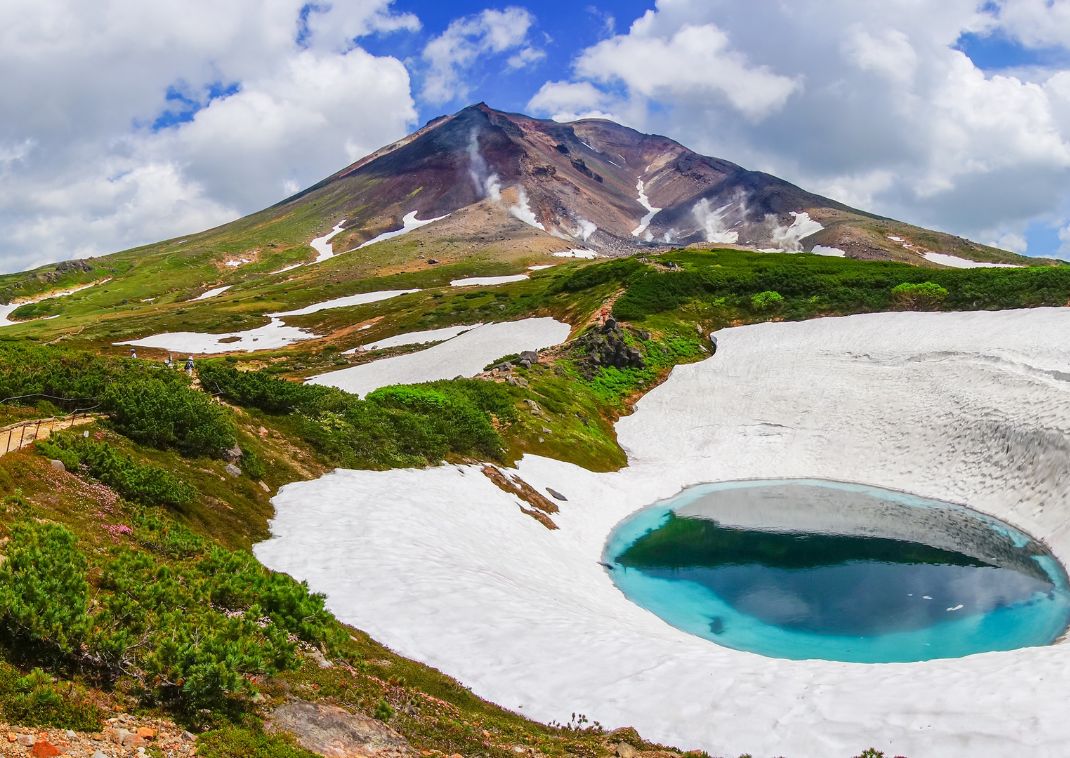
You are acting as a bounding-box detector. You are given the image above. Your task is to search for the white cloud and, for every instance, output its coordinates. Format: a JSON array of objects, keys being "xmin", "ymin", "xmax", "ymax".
[
  {"xmin": 575, "ymin": 21, "xmax": 799, "ymax": 121},
  {"xmin": 528, "ymin": 0, "xmax": 1070, "ymax": 256},
  {"xmin": 421, "ymin": 7, "xmax": 543, "ymax": 104},
  {"xmin": 997, "ymin": 0, "xmax": 1070, "ymax": 49},
  {"xmin": 0, "ymin": 0, "xmax": 418, "ymax": 272},
  {"xmin": 1060, "ymin": 223, "xmax": 1070, "ymax": 254},
  {"xmin": 988, "ymin": 231, "xmax": 1028, "ymax": 253}
]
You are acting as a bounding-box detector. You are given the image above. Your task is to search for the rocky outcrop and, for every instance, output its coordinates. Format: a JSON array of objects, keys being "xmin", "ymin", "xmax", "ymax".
[
  {"xmin": 267, "ymin": 700, "xmax": 414, "ymax": 758},
  {"xmin": 571, "ymin": 320, "xmax": 644, "ymax": 378}
]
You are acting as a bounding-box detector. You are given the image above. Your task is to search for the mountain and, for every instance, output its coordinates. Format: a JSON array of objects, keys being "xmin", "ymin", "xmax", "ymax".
[{"xmin": 261, "ymin": 102, "xmax": 1028, "ymax": 265}]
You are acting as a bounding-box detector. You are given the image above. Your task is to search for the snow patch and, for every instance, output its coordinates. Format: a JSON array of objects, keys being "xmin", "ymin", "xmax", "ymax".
[
  {"xmin": 811, "ymin": 245, "xmax": 847, "ymax": 257},
  {"xmin": 356, "ymin": 211, "xmax": 449, "ymax": 250},
  {"xmin": 224, "ymin": 258, "xmax": 252, "ymax": 268},
  {"xmin": 631, "ymin": 179, "xmax": 661, "ymax": 239},
  {"xmin": 553, "ymin": 249, "xmax": 598, "ymax": 259},
  {"xmin": 308, "ymin": 318, "xmax": 571, "ymax": 396},
  {"xmin": 762, "ymin": 212, "xmax": 824, "ymax": 252},
  {"xmin": 923, "ymin": 252, "xmax": 1021, "ymax": 269},
  {"xmin": 118, "ymin": 289, "xmax": 417, "ymax": 354},
  {"xmin": 193, "ymin": 285, "xmax": 232, "ymax": 301},
  {"xmin": 345, "ymin": 323, "xmax": 483, "ymax": 354},
  {"xmin": 309, "ymin": 220, "xmax": 348, "ymax": 264},
  {"xmin": 450, "ymin": 274, "xmax": 530, "ymax": 287}
]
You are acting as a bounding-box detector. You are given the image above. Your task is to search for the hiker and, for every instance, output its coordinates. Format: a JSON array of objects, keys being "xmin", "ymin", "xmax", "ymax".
[
  {"xmin": 184, "ymin": 356, "xmax": 195, "ymax": 374},
  {"xmin": 163, "ymin": 354, "xmax": 173, "ymax": 369},
  {"xmin": 129, "ymin": 347, "xmax": 137, "ymax": 360}
]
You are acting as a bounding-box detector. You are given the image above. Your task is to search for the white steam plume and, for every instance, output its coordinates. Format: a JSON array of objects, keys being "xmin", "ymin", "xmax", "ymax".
[
  {"xmin": 763, "ymin": 211, "xmax": 824, "ymax": 252},
  {"xmin": 509, "ymin": 187, "xmax": 545, "ymax": 230},
  {"xmin": 692, "ymin": 197, "xmax": 742, "ymax": 244},
  {"xmin": 467, "ymin": 128, "xmax": 501, "ymax": 202}
]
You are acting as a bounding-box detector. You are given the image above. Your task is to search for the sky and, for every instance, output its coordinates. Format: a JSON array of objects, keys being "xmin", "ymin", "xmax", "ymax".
[{"xmin": 1, "ymin": 0, "xmax": 1069, "ymax": 273}]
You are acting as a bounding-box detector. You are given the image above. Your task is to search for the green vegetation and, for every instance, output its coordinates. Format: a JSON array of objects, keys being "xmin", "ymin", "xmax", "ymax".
[
  {"xmin": 0, "ymin": 343, "xmax": 234, "ymax": 457},
  {"xmin": 38, "ymin": 432, "xmax": 195, "ymax": 510},
  {"xmin": 0, "ymin": 519, "xmax": 335, "ymax": 725},
  {"xmin": 609, "ymin": 250, "xmax": 1070, "ymax": 321},
  {"xmin": 0, "ymin": 665, "xmax": 103, "ymax": 731},
  {"xmin": 891, "ymin": 280, "xmax": 949, "ymax": 309},
  {"xmin": 750, "ymin": 290, "xmax": 784, "ymax": 311},
  {"xmin": 199, "ymin": 361, "xmax": 516, "ymax": 467}
]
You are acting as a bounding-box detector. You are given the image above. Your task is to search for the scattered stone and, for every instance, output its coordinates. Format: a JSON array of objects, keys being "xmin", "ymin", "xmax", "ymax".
[
  {"xmin": 546, "ymin": 487, "xmax": 568, "ymax": 502},
  {"xmin": 136, "ymin": 726, "xmax": 156, "ymax": 740},
  {"xmin": 517, "ymin": 350, "xmax": 539, "ymax": 368},
  {"xmin": 259, "ymin": 480, "xmax": 271, "ymax": 493},
  {"xmin": 112, "ymin": 729, "xmax": 131, "ymax": 746},
  {"xmin": 614, "ymin": 742, "xmax": 638, "ymax": 758},
  {"xmin": 268, "ymin": 700, "xmax": 414, "ymax": 758},
  {"xmin": 523, "ymin": 399, "xmax": 542, "ymax": 415},
  {"xmin": 17, "ymin": 734, "xmax": 35, "ymax": 747},
  {"xmin": 93, "ymin": 751, "xmax": 109, "ymax": 758},
  {"xmin": 427, "ymin": 258, "xmax": 439, "ymax": 265},
  {"xmin": 49, "ymin": 459, "xmax": 66, "ymax": 473},
  {"xmin": 224, "ymin": 462, "xmax": 242, "ymax": 477}
]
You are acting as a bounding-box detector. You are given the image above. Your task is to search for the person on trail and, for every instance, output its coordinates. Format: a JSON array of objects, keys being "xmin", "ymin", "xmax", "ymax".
[
  {"xmin": 129, "ymin": 347, "xmax": 137, "ymax": 359},
  {"xmin": 164, "ymin": 354, "xmax": 173, "ymax": 369},
  {"xmin": 185, "ymin": 356, "xmax": 195, "ymax": 374}
]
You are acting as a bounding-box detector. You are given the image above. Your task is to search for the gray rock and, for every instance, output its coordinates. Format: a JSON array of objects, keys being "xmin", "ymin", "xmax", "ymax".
[
  {"xmin": 223, "ymin": 444, "xmax": 243, "ymax": 462},
  {"xmin": 268, "ymin": 700, "xmax": 414, "ymax": 758},
  {"xmin": 615, "ymin": 743, "xmax": 638, "ymax": 758},
  {"xmin": 546, "ymin": 487, "xmax": 568, "ymax": 501},
  {"xmin": 49, "ymin": 458, "xmax": 66, "ymax": 472},
  {"xmin": 93, "ymin": 751, "xmax": 109, "ymax": 758},
  {"xmin": 224, "ymin": 462, "xmax": 242, "ymax": 477}
]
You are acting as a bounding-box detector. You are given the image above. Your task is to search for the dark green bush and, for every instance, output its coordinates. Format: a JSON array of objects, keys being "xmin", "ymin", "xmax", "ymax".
[
  {"xmin": 0, "ymin": 522, "xmax": 89, "ymax": 658},
  {"xmin": 105, "ymin": 377, "xmax": 236, "ymax": 457}
]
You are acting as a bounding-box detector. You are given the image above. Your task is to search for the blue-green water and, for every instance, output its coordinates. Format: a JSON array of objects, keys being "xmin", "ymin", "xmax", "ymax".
[{"xmin": 604, "ymin": 479, "xmax": 1070, "ymax": 663}]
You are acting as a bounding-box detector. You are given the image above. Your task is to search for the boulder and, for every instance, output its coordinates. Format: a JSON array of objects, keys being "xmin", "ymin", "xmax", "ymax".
[
  {"xmin": 31, "ymin": 740, "xmax": 60, "ymax": 758},
  {"xmin": 223, "ymin": 444, "xmax": 243, "ymax": 463},
  {"xmin": 268, "ymin": 700, "xmax": 414, "ymax": 758},
  {"xmin": 224, "ymin": 463, "xmax": 242, "ymax": 478},
  {"xmin": 49, "ymin": 459, "xmax": 66, "ymax": 473}
]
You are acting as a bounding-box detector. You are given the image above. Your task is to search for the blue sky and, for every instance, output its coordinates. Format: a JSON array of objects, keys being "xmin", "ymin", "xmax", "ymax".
[{"xmin": 0, "ymin": 0, "xmax": 1068, "ymax": 271}]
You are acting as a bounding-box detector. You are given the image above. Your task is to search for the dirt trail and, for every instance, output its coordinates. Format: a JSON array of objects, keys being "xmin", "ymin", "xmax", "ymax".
[{"xmin": 0, "ymin": 415, "xmax": 99, "ymax": 457}]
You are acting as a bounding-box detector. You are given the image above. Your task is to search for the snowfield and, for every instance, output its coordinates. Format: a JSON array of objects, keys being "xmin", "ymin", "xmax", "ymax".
[
  {"xmin": 308, "ymin": 317, "xmax": 570, "ymax": 396},
  {"xmin": 449, "ymin": 274, "xmax": 530, "ymax": 287},
  {"xmin": 923, "ymin": 252, "xmax": 1022, "ymax": 268},
  {"xmin": 118, "ymin": 289, "xmax": 417, "ymax": 354},
  {"xmin": 348, "ymin": 323, "xmax": 483, "ymax": 353},
  {"xmin": 356, "ymin": 211, "xmax": 448, "ymax": 250},
  {"xmin": 258, "ymin": 308, "xmax": 1070, "ymax": 758},
  {"xmin": 310, "ymin": 220, "xmax": 347, "ymax": 264}
]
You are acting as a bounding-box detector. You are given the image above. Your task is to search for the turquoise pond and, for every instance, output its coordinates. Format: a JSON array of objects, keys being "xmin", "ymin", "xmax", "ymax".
[{"xmin": 603, "ymin": 479, "xmax": 1070, "ymax": 663}]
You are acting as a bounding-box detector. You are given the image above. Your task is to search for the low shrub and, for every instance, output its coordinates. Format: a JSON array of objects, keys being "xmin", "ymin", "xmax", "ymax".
[
  {"xmin": 38, "ymin": 433, "xmax": 196, "ymax": 510},
  {"xmin": 0, "ymin": 666, "xmax": 103, "ymax": 731},
  {"xmin": 890, "ymin": 281, "xmax": 949, "ymax": 309},
  {"xmin": 750, "ymin": 290, "xmax": 785, "ymax": 311},
  {"xmin": 104, "ymin": 377, "xmax": 236, "ymax": 457},
  {"xmin": 0, "ymin": 522, "xmax": 89, "ymax": 659},
  {"xmin": 199, "ymin": 362, "xmax": 517, "ymax": 468}
]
